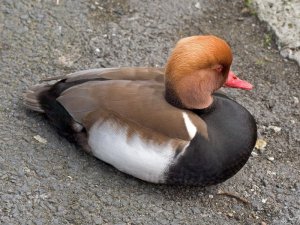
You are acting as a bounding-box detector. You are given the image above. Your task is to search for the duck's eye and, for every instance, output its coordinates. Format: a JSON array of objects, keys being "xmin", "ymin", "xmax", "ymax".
[{"xmin": 214, "ymin": 65, "xmax": 223, "ymax": 73}]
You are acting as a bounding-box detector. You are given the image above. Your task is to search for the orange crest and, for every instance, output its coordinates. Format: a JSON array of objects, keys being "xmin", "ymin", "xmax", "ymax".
[{"xmin": 165, "ymin": 35, "xmax": 233, "ymax": 82}]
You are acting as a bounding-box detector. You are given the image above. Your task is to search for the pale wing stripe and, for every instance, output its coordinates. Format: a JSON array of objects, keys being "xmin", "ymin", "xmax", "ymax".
[{"xmin": 182, "ymin": 112, "xmax": 197, "ymax": 139}]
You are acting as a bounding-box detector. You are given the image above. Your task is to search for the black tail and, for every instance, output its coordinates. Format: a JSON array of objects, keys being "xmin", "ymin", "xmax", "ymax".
[{"xmin": 38, "ymin": 78, "xmax": 107, "ymax": 151}]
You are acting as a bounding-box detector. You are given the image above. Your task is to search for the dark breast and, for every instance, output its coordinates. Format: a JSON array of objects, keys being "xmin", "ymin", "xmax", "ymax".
[{"xmin": 166, "ymin": 94, "xmax": 257, "ymax": 186}]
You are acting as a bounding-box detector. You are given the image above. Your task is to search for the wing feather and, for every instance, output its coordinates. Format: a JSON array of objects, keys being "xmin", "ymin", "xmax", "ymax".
[{"xmin": 58, "ymin": 79, "xmax": 208, "ymax": 141}]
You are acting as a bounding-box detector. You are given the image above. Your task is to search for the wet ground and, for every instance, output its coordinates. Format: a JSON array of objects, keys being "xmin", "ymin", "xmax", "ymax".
[{"xmin": 0, "ymin": 0, "xmax": 299, "ymax": 224}]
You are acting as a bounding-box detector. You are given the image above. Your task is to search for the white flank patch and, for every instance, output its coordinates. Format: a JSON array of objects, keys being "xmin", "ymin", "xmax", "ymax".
[
  {"xmin": 88, "ymin": 120, "xmax": 175, "ymax": 183},
  {"xmin": 182, "ymin": 112, "xmax": 197, "ymax": 139}
]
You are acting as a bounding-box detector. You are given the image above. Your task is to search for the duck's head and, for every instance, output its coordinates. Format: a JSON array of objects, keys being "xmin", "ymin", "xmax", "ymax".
[{"xmin": 165, "ymin": 35, "xmax": 253, "ymax": 109}]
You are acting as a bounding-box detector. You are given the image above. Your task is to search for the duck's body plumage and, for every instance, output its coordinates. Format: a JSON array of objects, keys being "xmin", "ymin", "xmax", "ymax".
[{"xmin": 24, "ymin": 36, "xmax": 257, "ymax": 185}]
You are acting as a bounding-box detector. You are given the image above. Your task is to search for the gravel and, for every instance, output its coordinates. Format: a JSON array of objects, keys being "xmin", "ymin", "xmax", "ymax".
[{"xmin": 0, "ymin": 0, "xmax": 299, "ymax": 224}]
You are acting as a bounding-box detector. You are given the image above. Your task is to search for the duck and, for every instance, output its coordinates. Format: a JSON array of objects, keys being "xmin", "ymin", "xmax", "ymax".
[{"xmin": 24, "ymin": 35, "xmax": 257, "ymax": 186}]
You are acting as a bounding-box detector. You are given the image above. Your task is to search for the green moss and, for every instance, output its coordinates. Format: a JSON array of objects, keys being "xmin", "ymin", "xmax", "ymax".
[
  {"xmin": 255, "ymin": 59, "xmax": 266, "ymax": 66},
  {"xmin": 244, "ymin": 0, "xmax": 257, "ymax": 15},
  {"xmin": 245, "ymin": 0, "xmax": 253, "ymax": 8},
  {"xmin": 264, "ymin": 33, "xmax": 272, "ymax": 47}
]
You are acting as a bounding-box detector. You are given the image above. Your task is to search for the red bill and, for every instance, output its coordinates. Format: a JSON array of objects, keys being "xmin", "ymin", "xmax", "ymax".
[{"xmin": 224, "ymin": 71, "xmax": 253, "ymax": 90}]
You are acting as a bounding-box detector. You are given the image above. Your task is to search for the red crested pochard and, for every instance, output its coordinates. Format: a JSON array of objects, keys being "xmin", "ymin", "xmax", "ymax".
[{"xmin": 24, "ymin": 35, "xmax": 257, "ymax": 185}]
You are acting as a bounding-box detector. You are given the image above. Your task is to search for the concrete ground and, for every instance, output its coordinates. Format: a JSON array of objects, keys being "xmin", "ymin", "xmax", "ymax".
[{"xmin": 0, "ymin": 0, "xmax": 299, "ymax": 224}]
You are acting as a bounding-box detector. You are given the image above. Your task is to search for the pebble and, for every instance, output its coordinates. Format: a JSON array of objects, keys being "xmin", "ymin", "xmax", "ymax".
[
  {"xmin": 255, "ymin": 139, "xmax": 267, "ymax": 151},
  {"xmin": 90, "ymin": 4, "xmax": 96, "ymax": 10},
  {"xmin": 195, "ymin": 2, "xmax": 201, "ymax": 9},
  {"xmin": 251, "ymin": 151, "xmax": 258, "ymax": 157},
  {"xmin": 208, "ymin": 194, "xmax": 214, "ymax": 199},
  {"xmin": 227, "ymin": 213, "xmax": 234, "ymax": 217},
  {"xmin": 267, "ymin": 156, "xmax": 275, "ymax": 161},
  {"xmin": 293, "ymin": 96, "xmax": 299, "ymax": 105},
  {"xmin": 266, "ymin": 171, "xmax": 276, "ymax": 176},
  {"xmin": 241, "ymin": 7, "xmax": 251, "ymax": 16},
  {"xmin": 33, "ymin": 135, "xmax": 47, "ymax": 144},
  {"xmin": 267, "ymin": 125, "xmax": 281, "ymax": 133}
]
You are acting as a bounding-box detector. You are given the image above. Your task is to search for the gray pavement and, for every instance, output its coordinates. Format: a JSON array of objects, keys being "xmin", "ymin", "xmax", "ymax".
[{"xmin": 0, "ymin": 0, "xmax": 299, "ymax": 224}]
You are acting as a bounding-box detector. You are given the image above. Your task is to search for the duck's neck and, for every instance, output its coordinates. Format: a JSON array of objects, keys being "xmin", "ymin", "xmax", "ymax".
[
  {"xmin": 165, "ymin": 84, "xmax": 213, "ymax": 109},
  {"xmin": 165, "ymin": 69, "xmax": 219, "ymax": 110},
  {"xmin": 165, "ymin": 82, "xmax": 185, "ymax": 108}
]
